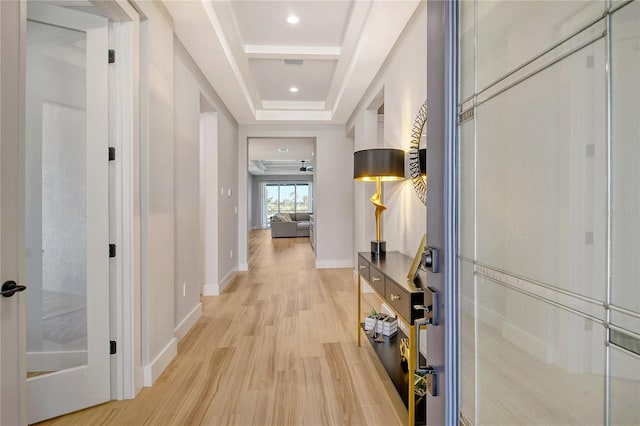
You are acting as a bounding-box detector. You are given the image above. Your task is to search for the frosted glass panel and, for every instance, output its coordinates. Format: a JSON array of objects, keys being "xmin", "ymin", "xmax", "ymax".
[
  {"xmin": 476, "ymin": 1, "xmax": 604, "ymax": 90},
  {"xmin": 459, "ymin": 260, "xmax": 476, "ymax": 425},
  {"xmin": 611, "ymin": 0, "xmax": 640, "ymax": 315},
  {"xmin": 610, "ymin": 347, "xmax": 640, "ymax": 425},
  {"xmin": 459, "ymin": 120, "xmax": 474, "ymax": 258},
  {"xmin": 611, "ymin": 310, "xmax": 640, "ymax": 338},
  {"xmin": 459, "ymin": 0, "xmax": 475, "ymax": 101},
  {"xmin": 476, "ymin": 278, "xmax": 605, "ymax": 425},
  {"xmin": 476, "ymin": 39, "xmax": 607, "ymax": 301},
  {"xmin": 459, "ymin": 2, "xmax": 639, "ymax": 425},
  {"xmin": 25, "ymin": 20, "xmax": 88, "ymax": 374}
]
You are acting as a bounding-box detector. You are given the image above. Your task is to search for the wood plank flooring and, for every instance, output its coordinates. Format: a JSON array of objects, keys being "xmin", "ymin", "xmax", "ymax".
[{"xmin": 37, "ymin": 230, "xmax": 405, "ymax": 425}]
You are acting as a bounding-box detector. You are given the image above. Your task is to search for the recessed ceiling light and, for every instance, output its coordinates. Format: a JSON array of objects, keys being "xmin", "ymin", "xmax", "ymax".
[
  {"xmin": 278, "ymin": 148, "xmax": 289, "ymax": 152},
  {"xmin": 289, "ymin": 87, "xmax": 299, "ymax": 93},
  {"xmin": 287, "ymin": 15, "xmax": 299, "ymax": 24}
]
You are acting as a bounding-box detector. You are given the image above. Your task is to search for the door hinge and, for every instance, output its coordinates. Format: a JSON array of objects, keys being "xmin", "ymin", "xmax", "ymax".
[
  {"xmin": 108, "ymin": 49, "xmax": 115, "ymax": 64},
  {"xmin": 109, "ymin": 244, "xmax": 116, "ymax": 258},
  {"xmin": 108, "ymin": 147, "xmax": 116, "ymax": 161},
  {"xmin": 110, "ymin": 340, "xmax": 117, "ymax": 355}
]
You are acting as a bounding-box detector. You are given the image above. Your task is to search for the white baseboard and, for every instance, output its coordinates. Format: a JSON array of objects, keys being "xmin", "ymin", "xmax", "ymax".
[
  {"xmin": 27, "ymin": 350, "xmax": 88, "ymax": 372},
  {"xmin": 202, "ymin": 282, "xmax": 219, "ymax": 296},
  {"xmin": 239, "ymin": 262, "xmax": 248, "ymax": 272},
  {"xmin": 316, "ymin": 259, "xmax": 353, "ymax": 269},
  {"xmin": 174, "ymin": 302, "xmax": 202, "ymax": 341},
  {"xmin": 219, "ymin": 268, "xmax": 237, "ymax": 293},
  {"xmin": 142, "ymin": 337, "xmax": 177, "ymax": 387},
  {"xmin": 203, "ymin": 268, "xmax": 238, "ymax": 296}
]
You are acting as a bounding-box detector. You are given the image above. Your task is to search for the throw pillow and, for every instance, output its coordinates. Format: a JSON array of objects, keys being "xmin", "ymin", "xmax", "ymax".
[{"xmin": 280, "ymin": 213, "xmax": 292, "ymax": 222}]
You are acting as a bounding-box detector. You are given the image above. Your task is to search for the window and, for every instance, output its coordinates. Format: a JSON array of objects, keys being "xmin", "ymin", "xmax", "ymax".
[
  {"xmin": 265, "ymin": 183, "xmax": 311, "ymax": 223},
  {"xmin": 265, "ymin": 185, "xmax": 279, "ymax": 219},
  {"xmin": 295, "ymin": 184, "xmax": 309, "ymax": 212}
]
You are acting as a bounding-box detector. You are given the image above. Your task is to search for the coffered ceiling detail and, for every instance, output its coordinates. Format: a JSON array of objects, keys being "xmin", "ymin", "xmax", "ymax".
[{"xmin": 163, "ymin": 0, "xmax": 421, "ymax": 123}]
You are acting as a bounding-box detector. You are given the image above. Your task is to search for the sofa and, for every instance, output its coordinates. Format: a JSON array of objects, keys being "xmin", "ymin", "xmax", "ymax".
[{"xmin": 270, "ymin": 212, "xmax": 311, "ymax": 238}]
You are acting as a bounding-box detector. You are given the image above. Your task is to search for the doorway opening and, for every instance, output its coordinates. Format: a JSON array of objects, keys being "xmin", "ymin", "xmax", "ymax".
[{"xmin": 247, "ymin": 137, "xmax": 316, "ymax": 254}]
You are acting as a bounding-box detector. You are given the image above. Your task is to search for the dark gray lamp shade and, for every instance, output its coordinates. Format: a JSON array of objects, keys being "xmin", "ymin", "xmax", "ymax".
[{"xmin": 353, "ymin": 148, "xmax": 405, "ymax": 181}]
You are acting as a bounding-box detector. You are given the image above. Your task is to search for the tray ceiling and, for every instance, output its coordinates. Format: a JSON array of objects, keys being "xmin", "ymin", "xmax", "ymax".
[{"xmin": 163, "ymin": 0, "xmax": 421, "ymax": 123}]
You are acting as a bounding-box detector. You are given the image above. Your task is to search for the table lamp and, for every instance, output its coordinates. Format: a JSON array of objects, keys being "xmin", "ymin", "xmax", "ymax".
[{"xmin": 354, "ymin": 148, "xmax": 405, "ymax": 257}]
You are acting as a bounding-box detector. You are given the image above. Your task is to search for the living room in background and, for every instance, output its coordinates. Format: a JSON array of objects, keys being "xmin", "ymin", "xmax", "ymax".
[
  {"xmin": 265, "ymin": 182, "xmax": 312, "ymax": 224},
  {"xmin": 247, "ymin": 136, "xmax": 315, "ymax": 230}
]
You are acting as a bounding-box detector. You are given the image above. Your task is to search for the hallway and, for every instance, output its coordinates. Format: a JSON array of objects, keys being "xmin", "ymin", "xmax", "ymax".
[{"xmin": 38, "ymin": 230, "xmax": 405, "ymax": 425}]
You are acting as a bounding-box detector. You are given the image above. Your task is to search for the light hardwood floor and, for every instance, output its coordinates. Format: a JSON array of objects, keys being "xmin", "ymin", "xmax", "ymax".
[{"xmin": 37, "ymin": 230, "xmax": 405, "ymax": 425}]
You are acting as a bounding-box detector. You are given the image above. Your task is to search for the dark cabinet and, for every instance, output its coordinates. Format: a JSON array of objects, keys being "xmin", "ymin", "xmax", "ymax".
[{"xmin": 357, "ymin": 251, "xmax": 427, "ymax": 426}]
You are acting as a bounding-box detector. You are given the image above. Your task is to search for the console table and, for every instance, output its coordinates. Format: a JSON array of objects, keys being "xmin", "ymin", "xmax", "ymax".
[{"xmin": 357, "ymin": 251, "xmax": 426, "ymax": 426}]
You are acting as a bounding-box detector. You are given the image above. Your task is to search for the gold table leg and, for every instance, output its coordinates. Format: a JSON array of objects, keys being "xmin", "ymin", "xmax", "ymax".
[
  {"xmin": 357, "ymin": 273, "xmax": 362, "ymax": 347},
  {"xmin": 408, "ymin": 323, "xmax": 416, "ymax": 426}
]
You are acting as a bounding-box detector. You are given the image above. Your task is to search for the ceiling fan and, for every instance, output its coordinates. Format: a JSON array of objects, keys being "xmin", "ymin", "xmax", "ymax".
[{"xmin": 299, "ymin": 160, "xmax": 313, "ymax": 172}]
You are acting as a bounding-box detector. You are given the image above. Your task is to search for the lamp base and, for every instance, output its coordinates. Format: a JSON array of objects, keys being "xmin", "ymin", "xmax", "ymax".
[{"xmin": 371, "ymin": 240, "xmax": 386, "ymax": 258}]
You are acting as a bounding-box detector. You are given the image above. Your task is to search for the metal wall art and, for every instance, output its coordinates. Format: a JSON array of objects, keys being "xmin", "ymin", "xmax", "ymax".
[{"xmin": 408, "ymin": 100, "xmax": 427, "ymax": 205}]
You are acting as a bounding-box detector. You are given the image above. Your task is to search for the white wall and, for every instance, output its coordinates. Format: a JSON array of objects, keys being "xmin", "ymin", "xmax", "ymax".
[
  {"xmin": 238, "ymin": 124, "xmax": 353, "ymax": 269},
  {"xmin": 200, "ymin": 112, "xmax": 219, "ymax": 296},
  {"xmin": 247, "ymin": 173, "xmax": 254, "ymax": 229},
  {"xmin": 347, "ymin": 3, "xmax": 428, "ymax": 258},
  {"xmin": 173, "ymin": 36, "xmax": 240, "ymax": 315},
  {"xmin": 173, "ymin": 41, "xmax": 202, "ymax": 337},
  {"xmin": 216, "ymin": 107, "xmax": 239, "ymax": 289},
  {"xmin": 138, "ymin": 2, "xmax": 176, "ymax": 386},
  {"xmin": 136, "ymin": 0, "xmax": 239, "ymax": 385},
  {"xmin": 174, "ymin": 37, "xmax": 238, "ymax": 299}
]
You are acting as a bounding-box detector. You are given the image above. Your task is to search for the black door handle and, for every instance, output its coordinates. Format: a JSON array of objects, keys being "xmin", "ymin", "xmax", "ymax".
[{"xmin": 1, "ymin": 280, "xmax": 26, "ymax": 297}]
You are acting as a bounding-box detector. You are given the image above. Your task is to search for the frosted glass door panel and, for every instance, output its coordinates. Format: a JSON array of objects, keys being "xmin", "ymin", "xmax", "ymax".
[
  {"xmin": 610, "ymin": 347, "xmax": 640, "ymax": 425},
  {"xmin": 611, "ymin": 311, "xmax": 640, "ymax": 339},
  {"xmin": 476, "ymin": 40, "xmax": 607, "ymax": 301},
  {"xmin": 41, "ymin": 102, "xmax": 87, "ymax": 360},
  {"xmin": 25, "ymin": 20, "xmax": 88, "ymax": 374},
  {"xmin": 24, "ymin": 3, "xmax": 109, "ymax": 422},
  {"xmin": 459, "ymin": 260, "xmax": 476, "ymax": 425},
  {"xmin": 459, "ymin": 0, "xmax": 475, "ymax": 101},
  {"xmin": 476, "ymin": 278, "xmax": 605, "ymax": 425},
  {"xmin": 458, "ymin": 2, "xmax": 639, "ymax": 425},
  {"xmin": 459, "ymin": 120, "xmax": 475, "ymax": 258},
  {"xmin": 611, "ymin": 0, "xmax": 640, "ymax": 315},
  {"xmin": 476, "ymin": 1, "xmax": 604, "ymax": 91}
]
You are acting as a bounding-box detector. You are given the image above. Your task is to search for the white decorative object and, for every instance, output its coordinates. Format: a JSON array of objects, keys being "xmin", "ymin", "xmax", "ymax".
[{"xmin": 364, "ymin": 313, "xmax": 398, "ymax": 336}]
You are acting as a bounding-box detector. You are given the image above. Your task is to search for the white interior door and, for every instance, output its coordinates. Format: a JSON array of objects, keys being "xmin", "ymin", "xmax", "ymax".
[
  {"xmin": 1, "ymin": 2, "xmax": 27, "ymax": 425},
  {"xmin": 25, "ymin": 2, "xmax": 110, "ymax": 423}
]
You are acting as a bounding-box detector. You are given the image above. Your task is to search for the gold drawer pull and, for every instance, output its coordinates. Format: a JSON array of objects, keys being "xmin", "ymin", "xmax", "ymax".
[
  {"xmin": 390, "ymin": 293, "xmax": 400, "ymax": 301},
  {"xmin": 359, "ymin": 265, "xmax": 367, "ymax": 269},
  {"xmin": 372, "ymin": 276, "xmax": 382, "ymax": 282}
]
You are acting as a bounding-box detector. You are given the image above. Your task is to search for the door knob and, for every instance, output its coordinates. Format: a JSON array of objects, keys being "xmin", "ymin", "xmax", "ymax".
[{"xmin": 1, "ymin": 280, "xmax": 27, "ymax": 297}]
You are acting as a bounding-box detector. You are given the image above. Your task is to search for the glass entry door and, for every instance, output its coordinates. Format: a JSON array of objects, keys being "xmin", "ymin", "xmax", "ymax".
[
  {"xmin": 457, "ymin": 1, "xmax": 640, "ymax": 425},
  {"xmin": 25, "ymin": 2, "xmax": 110, "ymax": 423}
]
